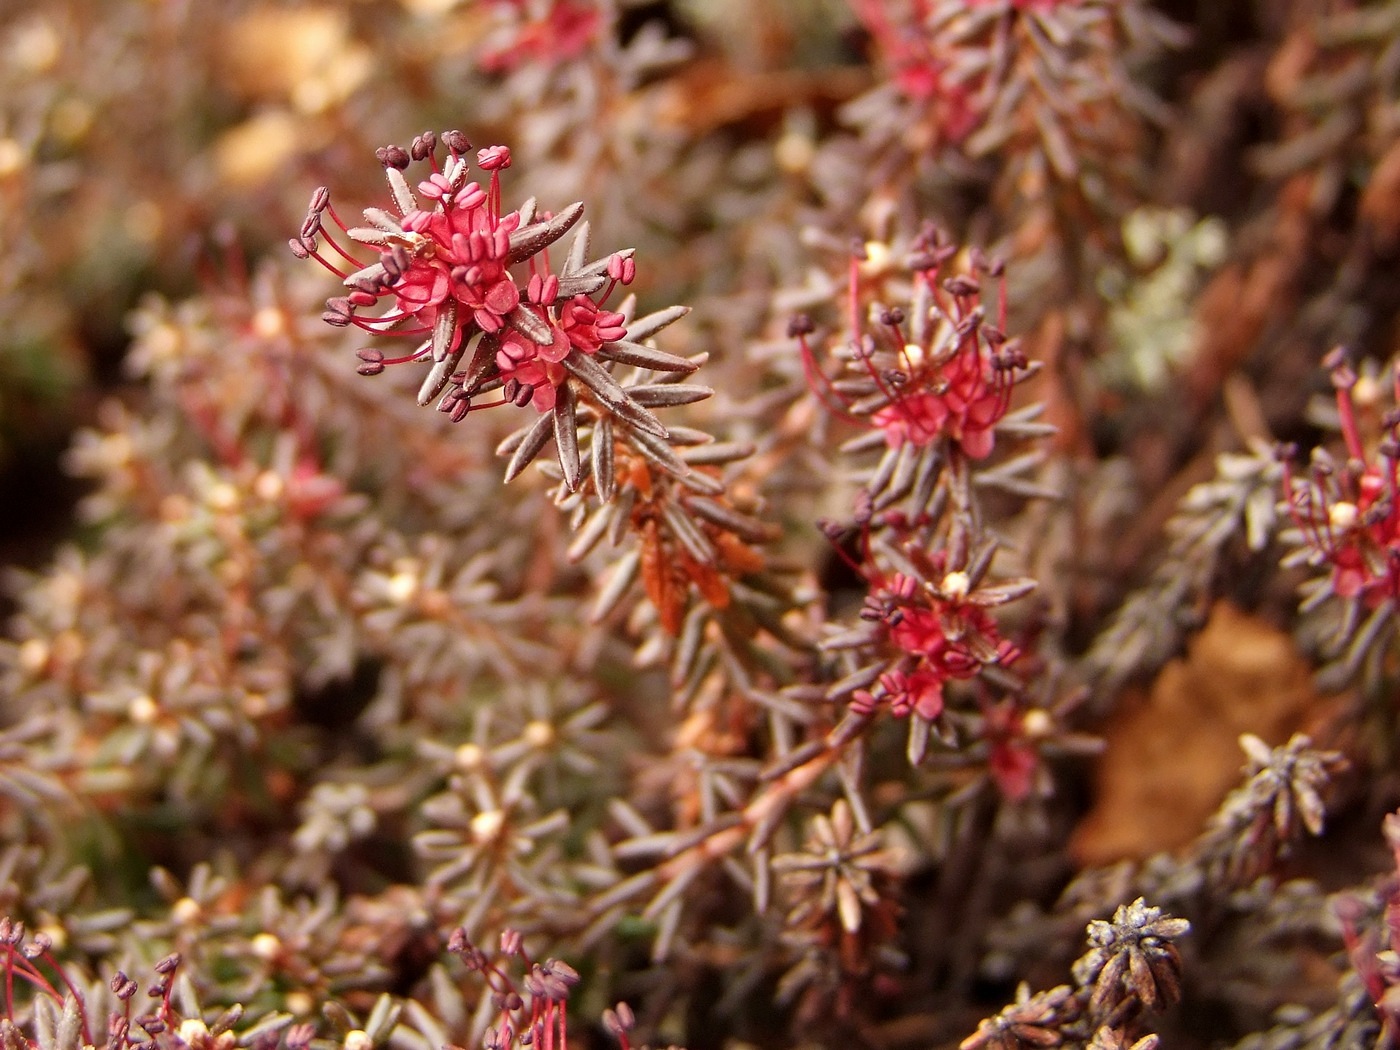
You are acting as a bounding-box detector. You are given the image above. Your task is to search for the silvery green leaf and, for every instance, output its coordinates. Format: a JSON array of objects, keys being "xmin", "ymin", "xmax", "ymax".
[
  {"xmin": 600, "ymin": 340, "xmax": 699, "ymax": 373},
  {"xmin": 564, "ymin": 220, "xmax": 591, "ymax": 274},
  {"xmin": 508, "ymin": 303, "xmax": 556, "ymax": 345},
  {"xmin": 625, "ymin": 305, "xmax": 691, "ymax": 342},
  {"xmin": 685, "ymin": 497, "xmax": 774, "ymax": 543},
  {"xmin": 555, "ymin": 273, "xmax": 607, "ymax": 298},
  {"xmin": 365, "ymin": 995, "xmax": 403, "ymax": 1044},
  {"xmin": 626, "ymin": 384, "xmax": 712, "ymax": 408},
  {"xmin": 629, "ymin": 428, "xmax": 690, "ymax": 479},
  {"xmin": 418, "ymin": 330, "xmax": 471, "ymax": 405},
  {"xmin": 507, "ymin": 202, "xmax": 585, "ymax": 263},
  {"xmin": 553, "ymin": 383, "xmax": 581, "ymax": 491},
  {"xmin": 680, "ymin": 441, "xmax": 755, "ymax": 466},
  {"xmin": 431, "ymin": 300, "xmax": 459, "ymax": 362},
  {"xmin": 592, "ymin": 416, "xmax": 616, "ymax": 502},
  {"xmin": 211, "ymin": 1006, "xmax": 244, "ymax": 1037},
  {"xmin": 591, "ymin": 549, "xmax": 640, "ymax": 622},
  {"xmin": 562, "ymin": 352, "xmax": 667, "ymax": 438},
  {"xmin": 568, "ymin": 504, "xmax": 616, "ymax": 562},
  {"xmin": 575, "ymin": 246, "xmax": 634, "ymax": 279},
  {"xmin": 504, "ymin": 413, "xmax": 555, "ymax": 482},
  {"xmin": 906, "ymin": 714, "xmax": 931, "ymax": 766},
  {"xmin": 661, "ymin": 501, "xmax": 714, "ymax": 564},
  {"xmin": 236, "ymin": 1013, "xmax": 296, "ymax": 1047}
]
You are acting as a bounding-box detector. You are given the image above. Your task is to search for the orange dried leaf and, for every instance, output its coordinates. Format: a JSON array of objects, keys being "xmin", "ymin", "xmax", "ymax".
[
  {"xmin": 715, "ymin": 532, "xmax": 766, "ymax": 575},
  {"xmin": 1072, "ymin": 601, "xmax": 1326, "ymax": 865},
  {"xmin": 641, "ymin": 522, "xmax": 683, "ymax": 635},
  {"xmin": 684, "ymin": 555, "xmax": 731, "ymax": 610}
]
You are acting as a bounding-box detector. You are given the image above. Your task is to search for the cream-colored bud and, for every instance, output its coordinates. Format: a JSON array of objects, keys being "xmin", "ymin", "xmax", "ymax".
[
  {"xmin": 1329, "ymin": 501, "xmax": 1359, "ymax": 530},
  {"xmin": 151, "ymin": 725, "xmax": 180, "ymax": 760},
  {"xmin": 177, "ymin": 1019, "xmax": 210, "ymax": 1050},
  {"xmin": 470, "ymin": 809, "xmax": 505, "ymax": 845},
  {"xmin": 941, "ymin": 571, "xmax": 971, "ymax": 601},
  {"xmin": 523, "ymin": 720, "xmax": 555, "ymax": 750},
  {"xmin": 251, "ymin": 932, "xmax": 281, "ymax": 961},
  {"xmin": 99, "ymin": 432, "xmax": 133, "ymax": 468},
  {"xmin": 12, "ymin": 20, "xmax": 61, "ymax": 74},
  {"xmin": 171, "ymin": 897, "xmax": 202, "ymax": 925},
  {"xmin": 455, "ymin": 743, "xmax": 484, "ymax": 772},
  {"xmin": 344, "ymin": 1031, "xmax": 373, "ymax": 1050},
  {"xmin": 385, "ymin": 570, "xmax": 418, "ymax": 605},
  {"xmin": 36, "ymin": 923, "xmax": 66, "ymax": 950},
  {"xmin": 17, "ymin": 638, "xmax": 49, "ymax": 674},
  {"xmin": 774, "ymin": 131, "xmax": 814, "ymax": 174},
  {"xmin": 123, "ymin": 200, "xmax": 162, "ymax": 245},
  {"xmin": 144, "ymin": 324, "xmax": 183, "ymax": 363},
  {"xmin": 128, "ymin": 695, "xmax": 160, "ymax": 725},
  {"xmin": 252, "ymin": 307, "xmax": 286, "ymax": 340},
  {"xmin": 1022, "ymin": 709, "xmax": 1053, "ymax": 739},
  {"xmin": 1353, "ymin": 374, "xmax": 1380, "ymax": 409},
  {"xmin": 859, "ymin": 240, "xmax": 892, "ymax": 276},
  {"xmin": 207, "ymin": 482, "xmax": 239, "ymax": 511},
  {"xmin": 0, "ymin": 139, "xmax": 24, "ymax": 178},
  {"xmin": 242, "ymin": 692, "xmax": 270, "ymax": 718},
  {"xmin": 253, "ymin": 470, "xmax": 284, "ymax": 502}
]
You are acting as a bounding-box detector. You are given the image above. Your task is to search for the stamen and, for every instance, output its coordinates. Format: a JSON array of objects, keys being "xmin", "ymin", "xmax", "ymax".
[{"xmin": 305, "ymin": 247, "xmax": 351, "ymax": 281}]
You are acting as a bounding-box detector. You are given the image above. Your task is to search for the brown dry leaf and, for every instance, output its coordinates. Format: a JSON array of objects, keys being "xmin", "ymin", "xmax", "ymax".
[
  {"xmin": 1185, "ymin": 177, "xmax": 1311, "ymax": 403},
  {"xmin": 1360, "ymin": 138, "xmax": 1400, "ymax": 249},
  {"xmin": 1072, "ymin": 601, "xmax": 1322, "ymax": 865}
]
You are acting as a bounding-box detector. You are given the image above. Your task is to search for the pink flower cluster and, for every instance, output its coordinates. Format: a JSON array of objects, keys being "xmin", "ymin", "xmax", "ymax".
[
  {"xmin": 981, "ymin": 701, "xmax": 1040, "ymax": 803},
  {"xmin": 293, "ymin": 131, "xmax": 633, "ymax": 415},
  {"xmin": 479, "ymin": 0, "xmax": 604, "ymax": 74},
  {"xmin": 868, "ymin": 339, "xmax": 1012, "ymax": 460},
  {"xmin": 851, "ymin": 567, "xmax": 1019, "ymax": 725},
  {"xmin": 849, "ymin": 0, "xmax": 1075, "ymax": 143},
  {"xmin": 793, "ymin": 232, "xmax": 1027, "ymax": 459},
  {"xmin": 847, "ymin": 0, "xmax": 979, "ymax": 140},
  {"xmin": 496, "ymin": 277, "xmax": 628, "ymax": 411},
  {"xmin": 1282, "ymin": 355, "xmax": 1400, "ymax": 607}
]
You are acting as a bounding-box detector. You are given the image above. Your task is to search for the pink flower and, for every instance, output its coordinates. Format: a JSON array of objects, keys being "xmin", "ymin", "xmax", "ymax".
[
  {"xmin": 495, "ymin": 329, "xmax": 569, "ymax": 409},
  {"xmin": 478, "ymin": 0, "xmax": 603, "ymax": 74},
  {"xmin": 1283, "ymin": 355, "xmax": 1400, "ymax": 608},
  {"xmin": 878, "ymin": 668, "xmax": 945, "ymax": 721},
  {"xmin": 847, "ymin": 0, "xmax": 985, "ymax": 142},
  {"xmin": 983, "ymin": 704, "xmax": 1039, "ymax": 803},
  {"xmin": 476, "ymin": 145, "xmax": 512, "ymax": 171},
  {"xmin": 794, "ymin": 232, "xmax": 1027, "ymax": 459},
  {"xmin": 854, "ymin": 561, "xmax": 1016, "ymax": 725},
  {"xmin": 872, "ymin": 394, "xmax": 946, "ymax": 448},
  {"xmin": 296, "ymin": 132, "xmax": 642, "ymax": 419},
  {"xmin": 558, "ymin": 295, "xmax": 627, "ymax": 355}
]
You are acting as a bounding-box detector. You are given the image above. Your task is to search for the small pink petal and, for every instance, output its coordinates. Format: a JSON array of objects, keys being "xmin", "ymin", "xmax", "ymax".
[{"xmin": 484, "ymin": 279, "xmax": 521, "ymax": 315}]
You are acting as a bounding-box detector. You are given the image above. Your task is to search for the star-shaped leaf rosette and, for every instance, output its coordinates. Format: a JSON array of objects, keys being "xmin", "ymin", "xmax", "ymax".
[{"xmin": 291, "ymin": 130, "xmax": 696, "ymax": 492}]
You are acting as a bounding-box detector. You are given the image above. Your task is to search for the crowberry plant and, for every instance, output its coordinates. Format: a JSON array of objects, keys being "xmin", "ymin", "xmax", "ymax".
[{"xmin": 9, "ymin": 4, "xmax": 1400, "ymax": 1050}]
